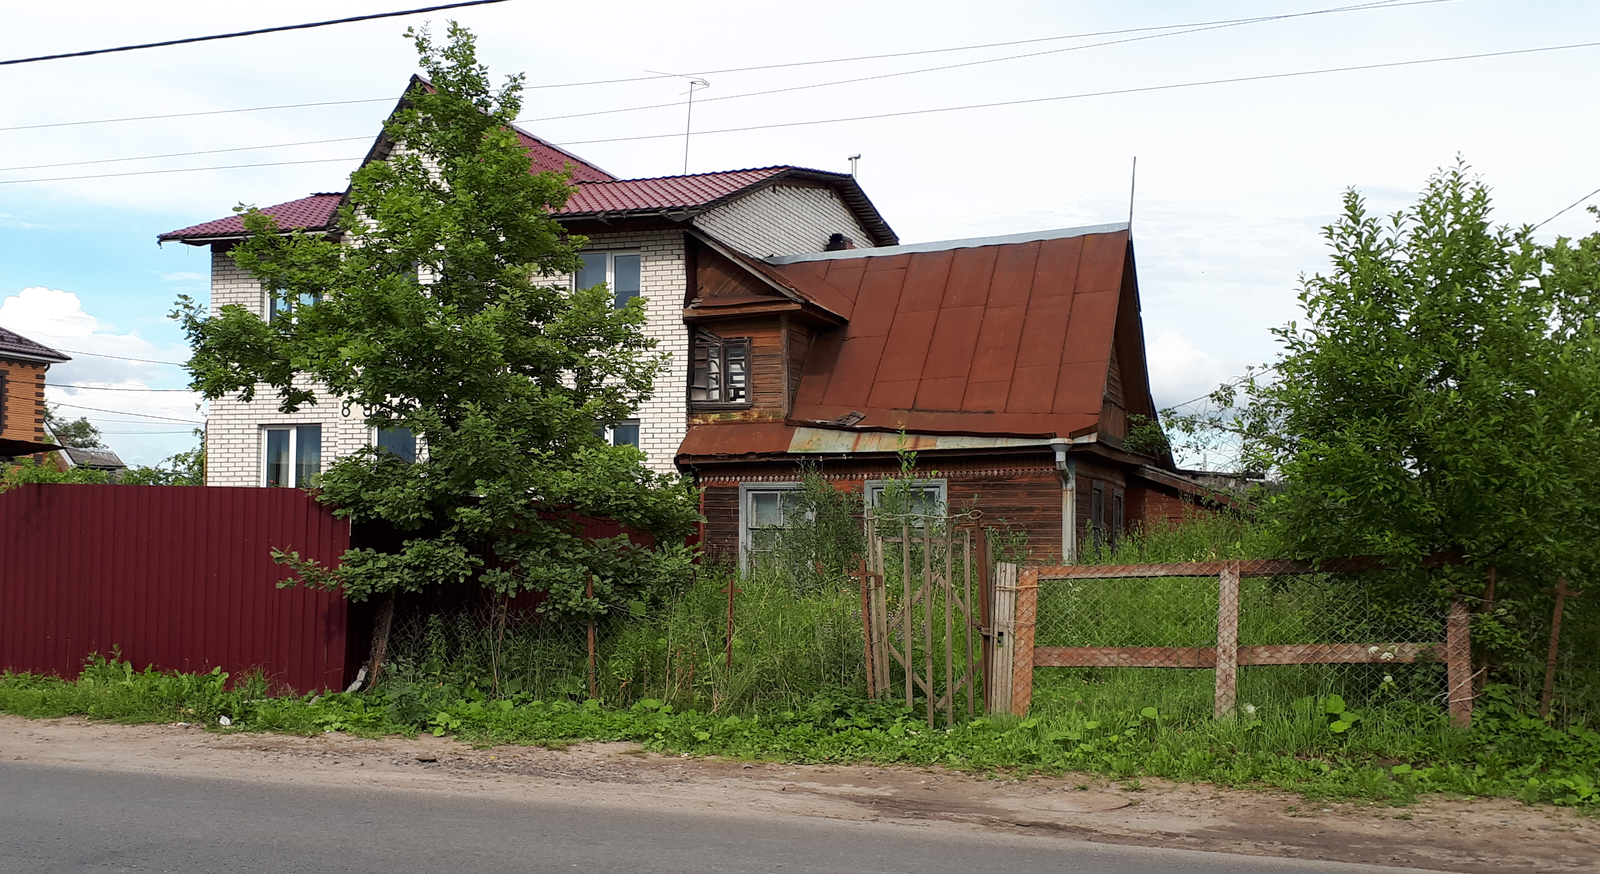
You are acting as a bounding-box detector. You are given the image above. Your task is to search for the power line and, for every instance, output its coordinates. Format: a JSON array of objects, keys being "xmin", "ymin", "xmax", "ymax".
[
  {"xmin": 0, "ymin": 156, "xmax": 360, "ymax": 186},
  {"xmin": 521, "ymin": 0, "xmax": 1452, "ymax": 125},
  {"xmin": 0, "ymin": 137, "xmax": 369, "ymax": 173},
  {"xmin": 1535, "ymin": 184, "xmax": 1600, "ymax": 230},
  {"xmin": 46, "ymin": 384, "xmax": 195, "ymax": 392},
  {"xmin": 551, "ymin": 39, "xmax": 1600, "ymax": 148},
  {"xmin": 0, "ymin": 1, "xmax": 1447, "ymax": 133},
  {"xmin": 1, "ymin": 0, "xmax": 511, "ymax": 67},
  {"xmin": 51, "ymin": 348, "xmax": 187, "ymax": 366},
  {"xmin": 0, "ymin": 99, "xmax": 395, "ymax": 134},
  {"xmin": 518, "ymin": 0, "xmax": 1448, "ymax": 90},
  {"xmin": 1165, "ymin": 364, "xmax": 1285, "ymax": 412},
  {"xmin": 8, "ymin": 38, "xmax": 1595, "ymax": 187},
  {"xmin": 51, "ymin": 402, "xmax": 204, "ymax": 424}
]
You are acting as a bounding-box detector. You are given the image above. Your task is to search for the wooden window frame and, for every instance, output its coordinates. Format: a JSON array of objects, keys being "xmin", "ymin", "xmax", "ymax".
[
  {"xmin": 738, "ymin": 481, "xmax": 806, "ymax": 571},
  {"xmin": 690, "ymin": 330, "xmax": 752, "ymax": 409}
]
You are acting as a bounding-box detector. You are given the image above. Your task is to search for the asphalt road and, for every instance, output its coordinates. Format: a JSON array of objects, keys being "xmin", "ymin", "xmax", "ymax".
[{"xmin": 0, "ymin": 761, "xmax": 1436, "ymax": 874}]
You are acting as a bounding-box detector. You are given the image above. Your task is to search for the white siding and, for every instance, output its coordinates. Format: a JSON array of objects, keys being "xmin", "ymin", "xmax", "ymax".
[{"xmin": 692, "ymin": 185, "xmax": 875, "ymax": 258}]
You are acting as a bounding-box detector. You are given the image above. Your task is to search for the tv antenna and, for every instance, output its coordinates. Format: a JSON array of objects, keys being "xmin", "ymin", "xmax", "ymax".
[
  {"xmin": 647, "ymin": 70, "xmax": 710, "ymax": 174},
  {"xmin": 1128, "ymin": 156, "xmax": 1138, "ymax": 229}
]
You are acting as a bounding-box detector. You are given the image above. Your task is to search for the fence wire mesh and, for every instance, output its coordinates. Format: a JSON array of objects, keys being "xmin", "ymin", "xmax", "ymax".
[{"xmin": 1029, "ymin": 567, "xmax": 1451, "ymax": 721}]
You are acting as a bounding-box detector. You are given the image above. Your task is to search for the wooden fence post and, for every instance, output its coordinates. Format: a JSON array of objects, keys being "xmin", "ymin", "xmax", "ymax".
[
  {"xmin": 1446, "ymin": 595, "xmax": 1473, "ymax": 727},
  {"xmin": 1214, "ymin": 562, "xmax": 1240, "ymax": 719},
  {"xmin": 988, "ymin": 562, "xmax": 1017, "ymax": 715},
  {"xmin": 1011, "ymin": 565, "xmax": 1038, "ymax": 716}
]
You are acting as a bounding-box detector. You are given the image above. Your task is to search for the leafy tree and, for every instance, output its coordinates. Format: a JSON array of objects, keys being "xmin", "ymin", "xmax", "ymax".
[
  {"xmin": 1232, "ymin": 163, "xmax": 1600, "ymax": 602},
  {"xmin": 120, "ymin": 433, "xmax": 205, "ymax": 486},
  {"xmin": 0, "ymin": 458, "xmax": 110, "ymax": 489},
  {"xmin": 43, "ymin": 406, "xmax": 105, "ymax": 449},
  {"xmin": 174, "ymin": 24, "xmax": 699, "ymax": 615}
]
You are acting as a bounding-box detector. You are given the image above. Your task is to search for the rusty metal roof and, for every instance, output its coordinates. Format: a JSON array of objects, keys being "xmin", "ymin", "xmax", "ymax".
[
  {"xmin": 768, "ymin": 224, "xmax": 1133, "ymax": 439},
  {"xmin": 0, "ymin": 325, "xmax": 69, "ymax": 363}
]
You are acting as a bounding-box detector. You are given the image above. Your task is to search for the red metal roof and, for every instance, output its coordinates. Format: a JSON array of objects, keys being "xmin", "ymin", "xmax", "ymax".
[
  {"xmin": 513, "ymin": 127, "xmax": 616, "ymax": 184},
  {"xmin": 0, "ymin": 325, "xmax": 69, "ymax": 363},
  {"xmin": 769, "ymin": 226, "xmax": 1134, "ymax": 439},
  {"xmin": 560, "ymin": 167, "xmax": 789, "ymax": 215},
  {"xmin": 158, "ymin": 193, "xmax": 343, "ymax": 243}
]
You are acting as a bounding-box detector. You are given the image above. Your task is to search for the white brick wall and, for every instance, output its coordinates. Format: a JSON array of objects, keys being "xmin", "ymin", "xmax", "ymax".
[
  {"xmin": 562, "ymin": 229, "xmax": 688, "ymax": 475},
  {"xmin": 205, "ymin": 248, "xmax": 383, "ymax": 487},
  {"xmin": 692, "ymin": 185, "xmax": 876, "ymax": 258}
]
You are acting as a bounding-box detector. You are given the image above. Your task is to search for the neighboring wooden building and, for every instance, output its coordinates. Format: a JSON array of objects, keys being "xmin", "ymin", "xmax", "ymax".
[
  {"xmin": 0, "ymin": 326, "xmax": 67, "ymax": 461},
  {"xmin": 673, "ymin": 224, "xmax": 1208, "ymax": 565}
]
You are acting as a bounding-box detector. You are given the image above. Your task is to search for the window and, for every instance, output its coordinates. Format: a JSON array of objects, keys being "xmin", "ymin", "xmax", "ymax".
[
  {"xmin": 1112, "ymin": 488, "xmax": 1125, "ymax": 549},
  {"xmin": 864, "ymin": 478, "xmax": 948, "ymax": 524},
  {"xmin": 376, "ymin": 426, "xmax": 417, "ymax": 463},
  {"xmin": 691, "ymin": 331, "xmax": 750, "ymax": 406},
  {"xmin": 1090, "ymin": 481, "xmax": 1106, "ymax": 550},
  {"xmin": 575, "ymin": 251, "xmax": 642, "ymax": 308},
  {"xmin": 262, "ymin": 424, "xmax": 321, "ymax": 488},
  {"xmin": 267, "ymin": 286, "xmax": 319, "ymax": 323},
  {"xmin": 739, "ymin": 482, "xmax": 806, "ymax": 568},
  {"xmin": 592, "ymin": 419, "xmax": 641, "ymax": 447}
]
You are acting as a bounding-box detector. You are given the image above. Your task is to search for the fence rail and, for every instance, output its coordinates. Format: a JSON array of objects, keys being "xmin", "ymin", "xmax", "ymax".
[{"xmin": 1003, "ymin": 560, "xmax": 1474, "ymax": 724}]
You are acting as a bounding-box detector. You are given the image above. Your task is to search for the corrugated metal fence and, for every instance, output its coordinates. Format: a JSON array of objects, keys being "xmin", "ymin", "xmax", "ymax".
[{"xmin": 0, "ymin": 484, "xmax": 352, "ymax": 693}]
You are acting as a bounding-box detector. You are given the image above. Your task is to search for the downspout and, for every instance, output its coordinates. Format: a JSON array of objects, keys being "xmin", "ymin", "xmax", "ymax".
[{"xmin": 1049, "ymin": 438, "xmax": 1076, "ymax": 564}]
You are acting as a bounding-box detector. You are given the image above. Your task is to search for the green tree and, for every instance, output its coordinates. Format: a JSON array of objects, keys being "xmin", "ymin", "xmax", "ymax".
[
  {"xmin": 174, "ymin": 24, "xmax": 699, "ymax": 615},
  {"xmin": 43, "ymin": 406, "xmax": 105, "ymax": 449},
  {"xmin": 120, "ymin": 431, "xmax": 205, "ymax": 486},
  {"xmin": 1237, "ymin": 163, "xmax": 1600, "ymax": 601}
]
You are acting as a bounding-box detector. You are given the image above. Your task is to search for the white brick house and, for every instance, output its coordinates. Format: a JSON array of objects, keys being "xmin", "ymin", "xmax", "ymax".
[{"xmin": 159, "ymin": 122, "xmax": 895, "ymax": 485}]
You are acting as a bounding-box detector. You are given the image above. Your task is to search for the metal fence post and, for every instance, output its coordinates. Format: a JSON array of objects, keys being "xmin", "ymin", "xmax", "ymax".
[
  {"xmin": 1214, "ymin": 562, "xmax": 1240, "ymax": 718},
  {"xmin": 1011, "ymin": 566, "xmax": 1038, "ymax": 716}
]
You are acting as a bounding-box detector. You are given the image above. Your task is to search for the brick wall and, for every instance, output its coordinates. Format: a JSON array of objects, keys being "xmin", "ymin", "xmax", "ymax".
[
  {"xmin": 692, "ymin": 185, "xmax": 876, "ymax": 257},
  {"xmin": 0, "ymin": 359, "xmax": 48, "ymax": 443},
  {"xmin": 205, "ymin": 247, "xmax": 374, "ymax": 487}
]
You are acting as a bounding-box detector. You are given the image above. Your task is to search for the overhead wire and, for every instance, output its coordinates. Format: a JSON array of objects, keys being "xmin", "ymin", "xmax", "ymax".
[
  {"xmin": 549, "ymin": 39, "xmax": 1600, "ymax": 148},
  {"xmin": 1535, "ymin": 185, "xmax": 1600, "ymax": 230},
  {"xmin": 4, "ymin": 36, "xmax": 1590, "ymax": 186},
  {"xmin": 51, "ymin": 402, "xmax": 204, "ymax": 424},
  {"xmin": 46, "ymin": 384, "xmax": 195, "ymax": 392},
  {"xmin": 0, "ymin": 0, "xmax": 1450, "ymax": 132},
  {"xmin": 0, "ymin": 0, "xmax": 510, "ymax": 66},
  {"xmin": 0, "ymin": 137, "xmax": 370, "ymax": 173},
  {"xmin": 50, "ymin": 349, "xmax": 187, "ymax": 366},
  {"xmin": 519, "ymin": 0, "xmax": 1452, "ymax": 124}
]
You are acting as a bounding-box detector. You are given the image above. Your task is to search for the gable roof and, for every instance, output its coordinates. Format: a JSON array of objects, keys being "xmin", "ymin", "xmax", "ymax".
[
  {"xmin": 764, "ymin": 223, "xmax": 1145, "ymax": 439},
  {"xmin": 159, "ymin": 166, "xmax": 898, "ymax": 247},
  {"xmin": 0, "ymin": 325, "xmax": 69, "ymax": 364},
  {"xmin": 158, "ymin": 192, "xmax": 344, "ymax": 244}
]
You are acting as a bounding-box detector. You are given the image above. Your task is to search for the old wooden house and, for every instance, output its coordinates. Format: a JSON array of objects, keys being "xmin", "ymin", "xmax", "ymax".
[{"xmin": 674, "ymin": 224, "xmax": 1206, "ymax": 565}]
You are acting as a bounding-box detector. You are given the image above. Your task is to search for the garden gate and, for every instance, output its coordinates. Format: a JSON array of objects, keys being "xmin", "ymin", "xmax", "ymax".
[{"xmin": 861, "ymin": 509, "xmax": 985, "ymax": 726}]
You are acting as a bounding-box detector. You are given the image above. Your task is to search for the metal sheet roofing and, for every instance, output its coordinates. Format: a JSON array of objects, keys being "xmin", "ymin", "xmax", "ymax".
[
  {"xmin": 561, "ymin": 167, "xmax": 789, "ymax": 215},
  {"xmin": 0, "ymin": 325, "xmax": 69, "ymax": 363},
  {"xmin": 158, "ymin": 193, "xmax": 343, "ymax": 243},
  {"xmin": 513, "ymin": 127, "xmax": 616, "ymax": 184},
  {"xmin": 768, "ymin": 225, "xmax": 1134, "ymax": 439}
]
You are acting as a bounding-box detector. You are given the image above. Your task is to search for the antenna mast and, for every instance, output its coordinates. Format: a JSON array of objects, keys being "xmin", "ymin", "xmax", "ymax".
[
  {"xmin": 648, "ymin": 70, "xmax": 710, "ymax": 174},
  {"xmin": 1128, "ymin": 156, "xmax": 1138, "ymax": 229}
]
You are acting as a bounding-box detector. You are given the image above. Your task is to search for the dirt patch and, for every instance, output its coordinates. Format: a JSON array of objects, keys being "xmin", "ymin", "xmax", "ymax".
[{"xmin": 2, "ymin": 715, "xmax": 1595, "ymax": 872}]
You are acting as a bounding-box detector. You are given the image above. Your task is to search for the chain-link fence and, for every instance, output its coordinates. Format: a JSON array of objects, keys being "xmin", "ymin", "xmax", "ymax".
[{"xmin": 1025, "ymin": 562, "xmax": 1454, "ymax": 722}]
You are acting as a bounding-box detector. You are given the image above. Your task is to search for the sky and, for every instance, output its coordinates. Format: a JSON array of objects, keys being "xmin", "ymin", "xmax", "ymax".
[{"xmin": 3, "ymin": 0, "xmax": 1598, "ymax": 465}]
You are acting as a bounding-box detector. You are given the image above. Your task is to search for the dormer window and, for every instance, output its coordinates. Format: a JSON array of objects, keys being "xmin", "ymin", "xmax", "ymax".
[{"xmin": 691, "ymin": 330, "xmax": 750, "ymax": 407}]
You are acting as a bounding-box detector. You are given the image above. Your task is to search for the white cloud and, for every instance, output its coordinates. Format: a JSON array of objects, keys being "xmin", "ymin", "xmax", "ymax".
[
  {"xmin": 1146, "ymin": 329, "xmax": 1235, "ymax": 412},
  {"xmin": 1, "ymin": 286, "xmax": 201, "ymax": 465},
  {"xmin": 162, "ymin": 271, "xmax": 206, "ymax": 282}
]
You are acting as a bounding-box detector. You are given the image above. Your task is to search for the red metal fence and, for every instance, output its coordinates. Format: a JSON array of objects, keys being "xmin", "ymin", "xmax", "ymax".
[{"xmin": 0, "ymin": 484, "xmax": 353, "ymax": 693}]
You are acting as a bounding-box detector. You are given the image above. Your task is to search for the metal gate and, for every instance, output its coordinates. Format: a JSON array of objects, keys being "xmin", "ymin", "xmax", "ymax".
[{"xmin": 861, "ymin": 509, "xmax": 984, "ymax": 725}]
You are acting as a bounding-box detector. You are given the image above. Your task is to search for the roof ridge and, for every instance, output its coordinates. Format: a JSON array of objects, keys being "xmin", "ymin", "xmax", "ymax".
[{"xmin": 765, "ymin": 223, "xmax": 1131, "ymax": 265}]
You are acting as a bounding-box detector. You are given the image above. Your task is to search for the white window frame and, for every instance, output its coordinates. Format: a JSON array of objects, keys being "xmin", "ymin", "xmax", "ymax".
[
  {"xmin": 737, "ymin": 481, "xmax": 807, "ymax": 571},
  {"xmin": 574, "ymin": 250, "xmax": 643, "ymax": 308},
  {"xmin": 863, "ymin": 478, "xmax": 948, "ymax": 524},
  {"xmin": 260, "ymin": 424, "xmax": 322, "ymax": 488},
  {"xmin": 266, "ymin": 286, "xmax": 319, "ymax": 323},
  {"xmin": 599, "ymin": 418, "xmax": 640, "ymax": 448}
]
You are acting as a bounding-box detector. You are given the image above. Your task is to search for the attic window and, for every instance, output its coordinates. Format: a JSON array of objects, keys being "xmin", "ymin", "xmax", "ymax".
[{"xmin": 691, "ymin": 331, "xmax": 750, "ymax": 407}]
